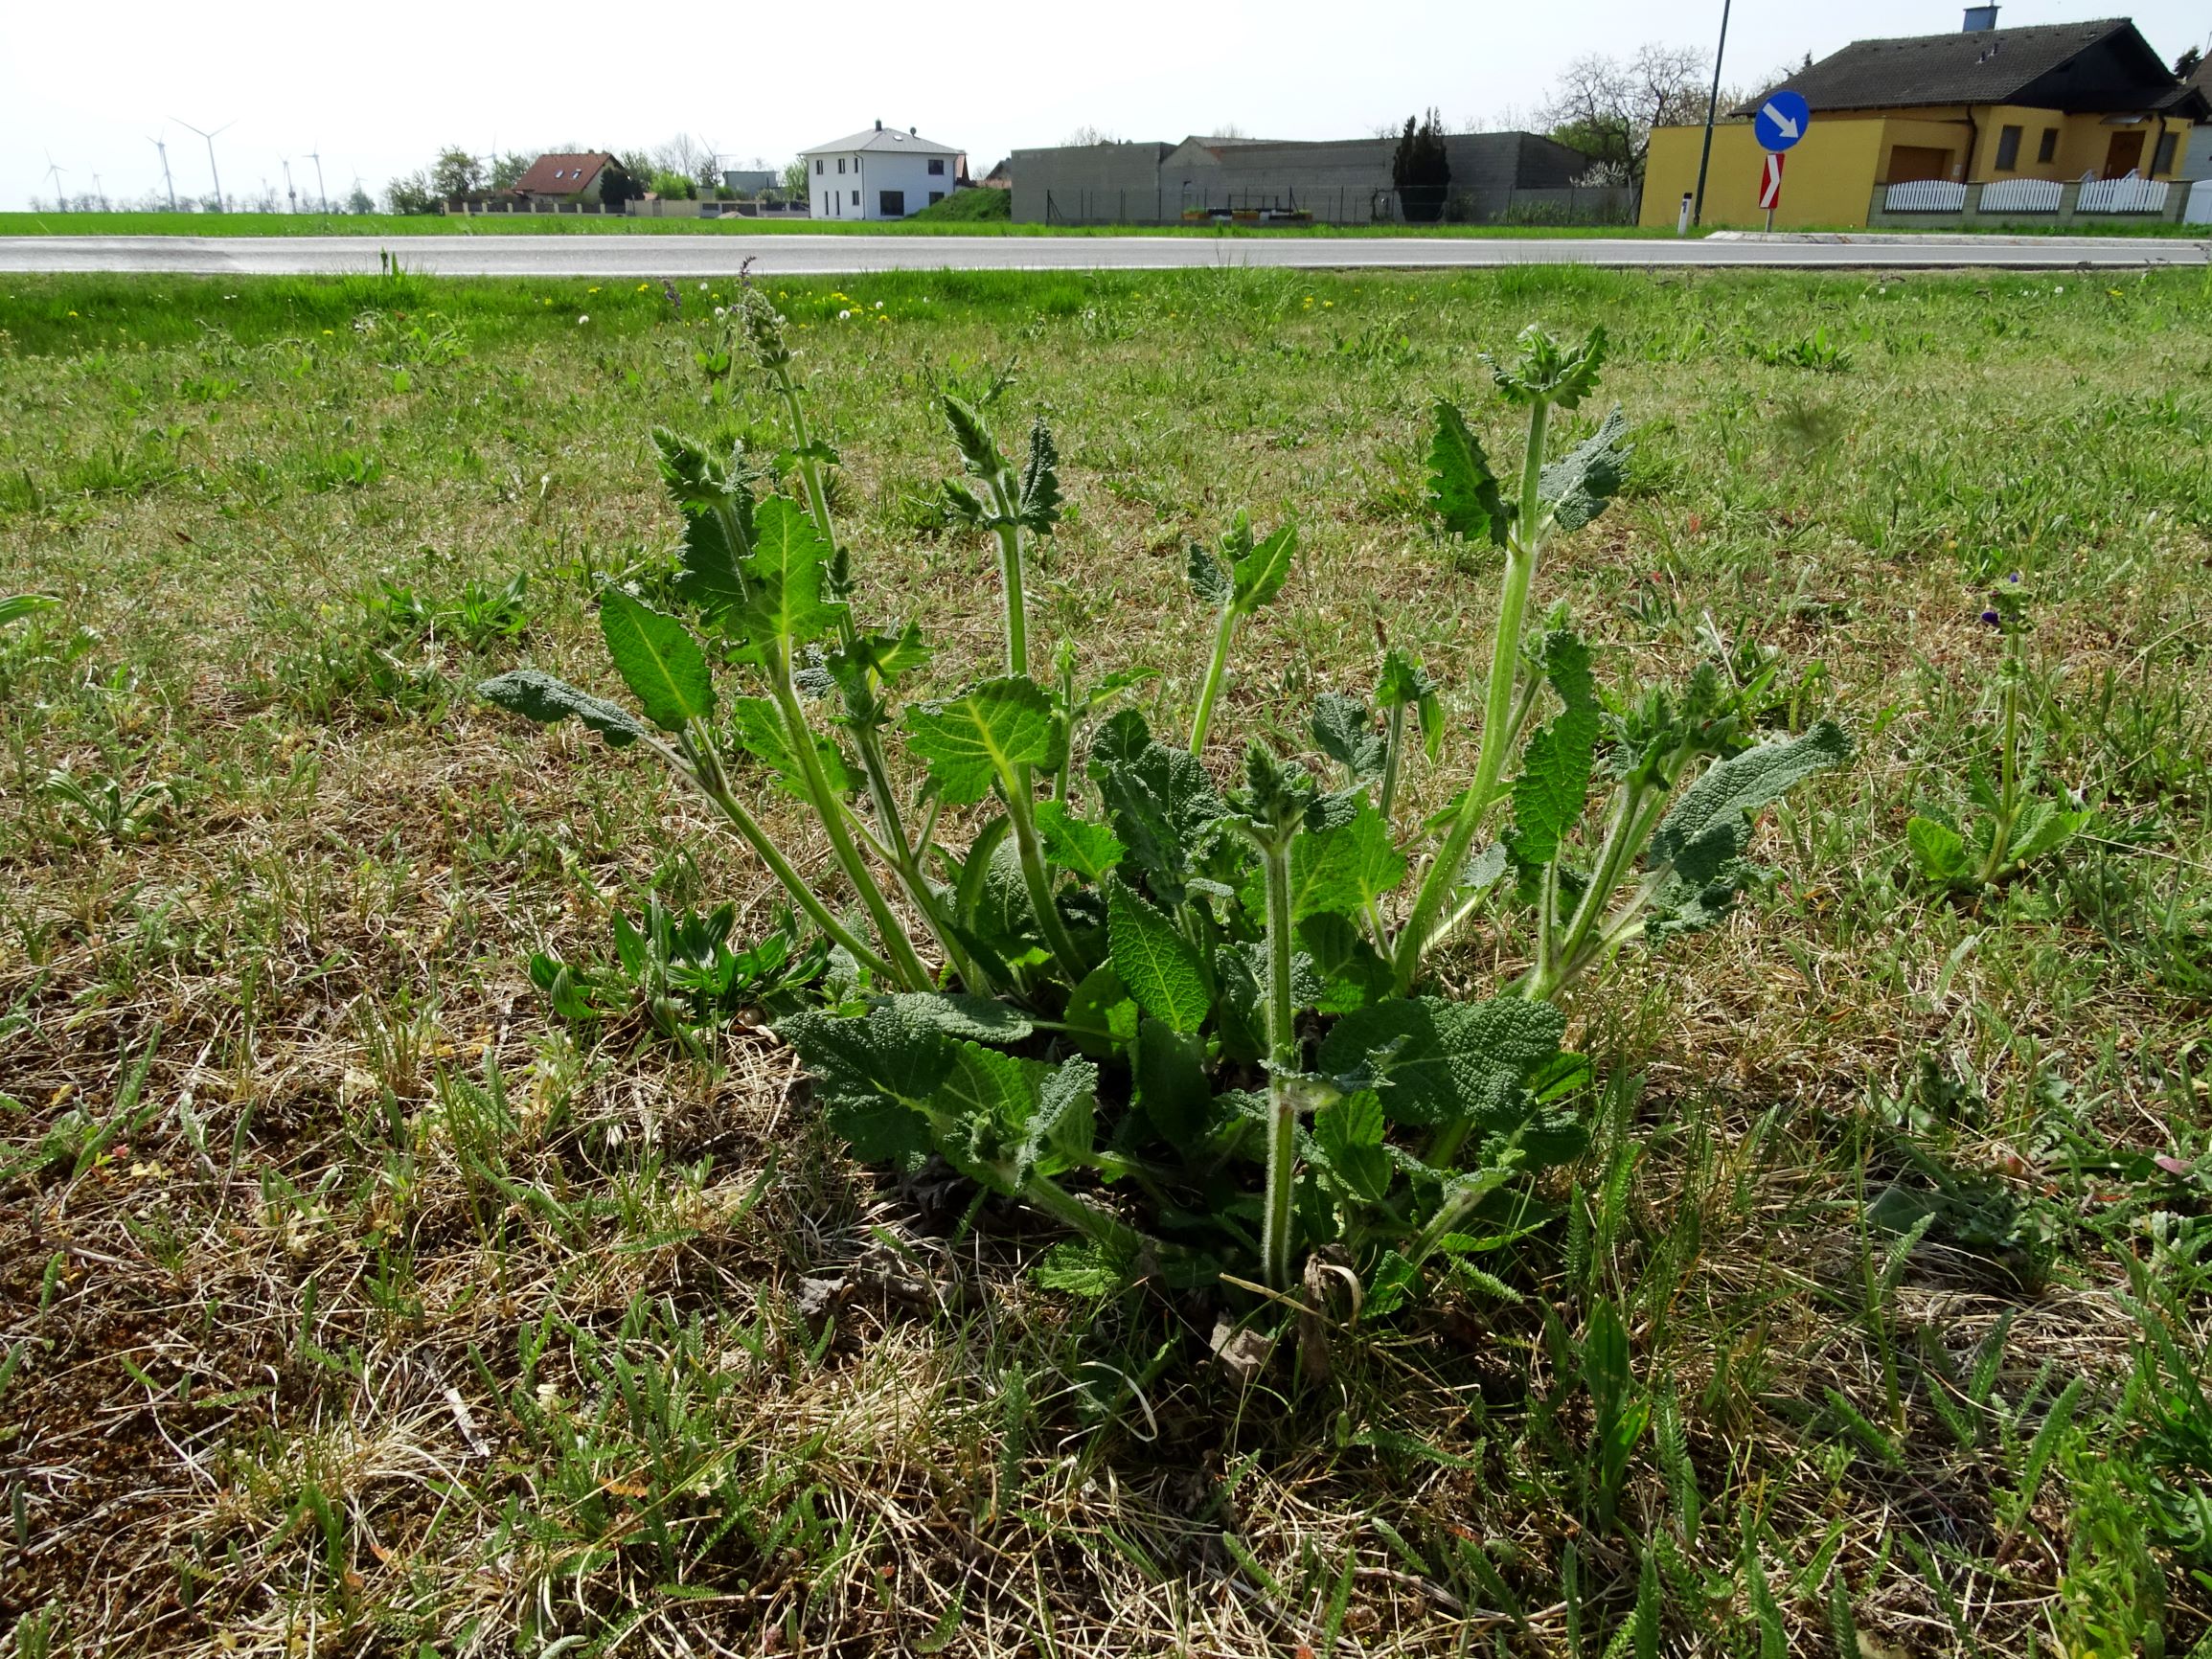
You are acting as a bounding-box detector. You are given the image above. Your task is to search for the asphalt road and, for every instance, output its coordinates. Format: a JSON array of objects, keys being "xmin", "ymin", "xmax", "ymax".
[{"xmin": 1, "ymin": 231, "xmax": 2207, "ymax": 277}]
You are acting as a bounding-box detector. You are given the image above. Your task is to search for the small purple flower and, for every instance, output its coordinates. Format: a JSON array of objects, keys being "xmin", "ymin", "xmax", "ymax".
[
  {"xmin": 2007, "ymin": 572, "xmax": 2021, "ymax": 584},
  {"xmin": 1980, "ymin": 609, "xmax": 2002, "ymax": 629}
]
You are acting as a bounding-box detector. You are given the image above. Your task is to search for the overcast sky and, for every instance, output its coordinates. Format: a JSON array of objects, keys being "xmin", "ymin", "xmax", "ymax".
[{"xmin": 5, "ymin": 0, "xmax": 2205, "ymax": 211}]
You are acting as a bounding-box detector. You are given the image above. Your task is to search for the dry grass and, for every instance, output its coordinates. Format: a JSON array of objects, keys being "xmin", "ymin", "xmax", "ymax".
[{"xmin": 2, "ymin": 264, "xmax": 2209, "ymax": 1656}]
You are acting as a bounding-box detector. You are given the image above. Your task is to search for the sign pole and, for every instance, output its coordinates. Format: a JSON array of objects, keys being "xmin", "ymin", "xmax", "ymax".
[{"xmin": 1690, "ymin": 0, "xmax": 1733, "ymax": 228}]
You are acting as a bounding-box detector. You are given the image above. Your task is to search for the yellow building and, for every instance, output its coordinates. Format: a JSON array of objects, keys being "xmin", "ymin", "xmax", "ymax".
[{"xmin": 1642, "ymin": 12, "xmax": 2206, "ymax": 230}]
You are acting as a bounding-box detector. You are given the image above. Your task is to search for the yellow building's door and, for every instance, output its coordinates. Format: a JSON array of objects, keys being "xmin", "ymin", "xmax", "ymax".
[{"xmin": 2104, "ymin": 131, "xmax": 2145, "ymax": 177}]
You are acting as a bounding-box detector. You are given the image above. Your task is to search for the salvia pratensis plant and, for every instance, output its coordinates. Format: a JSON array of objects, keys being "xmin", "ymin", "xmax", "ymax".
[{"xmin": 480, "ymin": 297, "xmax": 1847, "ymax": 1307}]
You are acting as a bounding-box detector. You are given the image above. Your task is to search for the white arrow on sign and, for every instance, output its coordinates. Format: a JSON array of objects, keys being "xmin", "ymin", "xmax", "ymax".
[{"xmin": 1760, "ymin": 101, "xmax": 1802, "ymax": 142}]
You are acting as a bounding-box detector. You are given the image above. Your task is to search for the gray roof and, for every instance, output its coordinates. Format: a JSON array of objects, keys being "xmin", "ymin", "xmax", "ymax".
[
  {"xmin": 801, "ymin": 125, "xmax": 961, "ymax": 157},
  {"xmin": 1737, "ymin": 17, "xmax": 2201, "ymax": 116}
]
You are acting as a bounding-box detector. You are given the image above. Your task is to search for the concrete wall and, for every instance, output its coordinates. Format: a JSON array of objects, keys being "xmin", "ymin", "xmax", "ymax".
[{"xmin": 1011, "ymin": 133, "xmax": 1592, "ymax": 224}]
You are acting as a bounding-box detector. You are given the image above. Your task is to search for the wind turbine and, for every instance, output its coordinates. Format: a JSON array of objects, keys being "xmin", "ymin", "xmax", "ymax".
[
  {"xmin": 281, "ymin": 157, "xmax": 297, "ymax": 213},
  {"xmin": 171, "ymin": 116, "xmax": 234, "ymax": 212},
  {"xmin": 307, "ymin": 145, "xmax": 328, "ymax": 213},
  {"xmin": 92, "ymin": 173, "xmax": 107, "ymax": 212},
  {"xmin": 148, "ymin": 134, "xmax": 177, "ymax": 212},
  {"xmin": 41, "ymin": 151, "xmax": 67, "ymax": 211}
]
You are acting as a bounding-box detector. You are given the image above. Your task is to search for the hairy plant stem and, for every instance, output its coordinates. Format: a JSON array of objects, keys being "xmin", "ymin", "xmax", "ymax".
[
  {"xmin": 1527, "ymin": 776, "xmax": 1669, "ymax": 1000},
  {"xmin": 1378, "ymin": 701, "xmax": 1408, "ymax": 820},
  {"xmin": 1001, "ymin": 780, "xmax": 1089, "ymax": 985},
  {"xmin": 1259, "ymin": 837, "xmax": 1300, "ymax": 1292},
  {"xmin": 1021, "ymin": 1171, "xmax": 1157, "ymax": 1261},
  {"xmin": 1976, "ymin": 645, "xmax": 2023, "ymax": 887},
  {"xmin": 1189, "ymin": 604, "xmax": 1240, "ymax": 757},
  {"xmin": 1403, "ymin": 1162, "xmax": 1518, "ymax": 1267},
  {"xmin": 769, "ymin": 363, "xmax": 985, "ymax": 987},
  {"xmin": 767, "ymin": 666, "xmax": 933, "ymax": 990},
  {"xmin": 1393, "ymin": 398, "xmax": 1553, "ymax": 992},
  {"xmin": 674, "ymin": 723, "xmax": 896, "ymax": 982},
  {"xmin": 986, "ymin": 475, "xmax": 1030, "ymax": 678}
]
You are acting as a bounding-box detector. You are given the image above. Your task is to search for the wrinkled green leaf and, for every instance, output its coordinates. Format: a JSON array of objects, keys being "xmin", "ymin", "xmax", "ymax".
[
  {"xmin": 943, "ymin": 394, "xmax": 1006, "ymax": 479},
  {"xmin": 1906, "ymin": 815, "xmax": 1972, "ymax": 886},
  {"xmin": 1312, "ymin": 693, "xmax": 1387, "ymax": 786},
  {"xmin": 1376, "ymin": 648, "xmax": 1446, "ymax": 762},
  {"xmin": 1230, "ymin": 519, "xmax": 1297, "ymax": 613},
  {"xmin": 1650, "ymin": 720, "xmax": 1851, "ymax": 892},
  {"xmin": 1297, "ymin": 913, "xmax": 1393, "ymax": 1014},
  {"xmin": 1017, "ymin": 1057, "xmax": 1096, "ymax": 1183},
  {"xmin": 1313, "ymin": 1090, "xmax": 1393, "ymax": 1203},
  {"xmin": 1186, "ymin": 542, "xmax": 1232, "ymax": 606},
  {"xmin": 1428, "ymin": 401, "xmax": 1509, "ymax": 547},
  {"xmin": 1507, "ymin": 629, "xmax": 1599, "ymax": 870},
  {"xmin": 1492, "ymin": 324, "xmax": 1608, "ymax": 410},
  {"xmin": 477, "ymin": 669, "xmax": 648, "ymax": 750},
  {"xmin": 739, "ymin": 496, "xmax": 843, "ymax": 652},
  {"xmin": 1133, "ymin": 1017, "xmax": 1211, "ymax": 1151},
  {"xmin": 1539, "ymin": 407, "xmax": 1631, "ymax": 534},
  {"xmin": 1088, "ymin": 709, "xmax": 1226, "ymax": 908},
  {"xmin": 1017, "ymin": 418, "xmax": 1060, "ymax": 532},
  {"xmin": 1064, "ymin": 963, "xmax": 1140, "ymax": 1056},
  {"xmin": 885, "ymin": 992, "xmax": 1035, "ymax": 1045},
  {"xmin": 1317, "ymin": 995, "xmax": 1566, "ymax": 1130},
  {"xmin": 1243, "ymin": 801, "xmax": 1405, "ymax": 921}
]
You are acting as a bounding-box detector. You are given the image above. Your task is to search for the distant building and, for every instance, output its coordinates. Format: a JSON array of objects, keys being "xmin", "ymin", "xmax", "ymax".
[
  {"xmin": 1642, "ymin": 11, "xmax": 2206, "ymax": 228},
  {"xmin": 512, "ymin": 152, "xmax": 631, "ymax": 206},
  {"xmin": 720, "ymin": 169, "xmax": 777, "ymax": 196},
  {"xmin": 979, "ymin": 156, "xmax": 1013, "ymax": 190},
  {"xmin": 800, "ymin": 123, "xmax": 963, "ymax": 220},
  {"xmin": 1008, "ymin": 131, "xmax": 1594, "ymax": 225}
]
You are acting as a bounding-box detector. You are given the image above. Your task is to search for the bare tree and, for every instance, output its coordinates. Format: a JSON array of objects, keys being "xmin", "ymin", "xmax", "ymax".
[
  {"xmin": 651, "ymin": 132, "xmax": 720, "ymax": 190},
  {"xmin": 1537, "ymin": 44, "xmax": 1712, "ymax": 188},
  {"xmin": 1061, "ymin": 125, "xmax": 1121, "ymax": 147}
]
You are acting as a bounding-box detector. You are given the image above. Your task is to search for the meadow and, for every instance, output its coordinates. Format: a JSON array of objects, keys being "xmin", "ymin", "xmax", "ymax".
[{"xmin": 2, "ymin": 262, "xmax": 2209, "ymax": 1657}]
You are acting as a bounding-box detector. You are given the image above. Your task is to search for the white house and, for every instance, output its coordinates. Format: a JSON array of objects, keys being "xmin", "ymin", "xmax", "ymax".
[{"xmin": 801, "ymin": 122, "xmax": 964, "ymax": 220}]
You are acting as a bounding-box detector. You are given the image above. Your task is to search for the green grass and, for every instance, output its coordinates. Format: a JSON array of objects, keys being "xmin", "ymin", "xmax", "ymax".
[
  {"xmin": 3, "ymin": 263, "xmax": 2211, "ymax": 1657},
  {"xmin": 910, "ymin": 187, "xmax": 1014, "ymax": 223}
]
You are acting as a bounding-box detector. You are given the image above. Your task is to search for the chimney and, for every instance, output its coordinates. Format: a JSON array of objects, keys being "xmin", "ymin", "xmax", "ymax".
[
  {"xmin": 875, "ymin": 119, "xmax": 882, "ymax": 131},
  {"xmin": 909, "ymin": 125, "xmax": 917, "ymax": 135},
  {"xmin": 1962, "ymin": 5, "xmax": 1998, "ymax": 30}
]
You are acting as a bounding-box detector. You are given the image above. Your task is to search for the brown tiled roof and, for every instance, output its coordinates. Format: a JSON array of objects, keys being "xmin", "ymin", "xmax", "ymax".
[
  {"xmin": 1736, "ymin": 17, "xmax": 2203, "ymax": 117},
  {"xmin": 513, "ymin": 152, "xmax": 616, "ymax": 194}
]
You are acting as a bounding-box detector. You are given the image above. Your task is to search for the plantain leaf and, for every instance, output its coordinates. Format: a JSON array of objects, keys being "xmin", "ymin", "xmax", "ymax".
[
  {"xmin": 477, "ymin": 669, "xmax": 647, "ymax": 749},
  {"xmin": 903, "ymin": 675, "xmax": 1064, "ymax": 806},
  {"xmin": 1539, "ymin": 406, "xmax": 1631, "ymax": 534},
  {"xmin": 1106, "ymin": 877, "xmax": 1211, "ymax": 1034},
  {"xmin": 1428, "ymin": 401, "xmax": 1509, "ymax": 547},
  {"xmin": 599, "ymin": 589, "xmax": 714, "ymax": 733}
]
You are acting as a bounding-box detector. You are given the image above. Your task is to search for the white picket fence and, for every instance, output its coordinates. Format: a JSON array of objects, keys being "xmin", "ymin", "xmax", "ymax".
[
  {"xmin": 1978, "ymin": 177, "xmax": 2063, "ymax": 213},
  {"xmin": 2077, "ymin": 174, "xmax": 2169, "ymax": 214},
  {"xmin": 1883, "ymin": 179, "xmax": 1968, "ymax": 212}
]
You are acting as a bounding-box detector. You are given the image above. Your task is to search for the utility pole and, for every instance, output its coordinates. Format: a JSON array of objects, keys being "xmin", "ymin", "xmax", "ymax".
[
  {"xmin": 150, "ymin": 138, "xmax": 177, "ymax": 212},
  {"xmin": 173, "ymin": 117, "xmax": 234, "ymax": 212},
  {"xmin": 1691, "ymin": 0, "xmax": 1732, "ymax": 228}
]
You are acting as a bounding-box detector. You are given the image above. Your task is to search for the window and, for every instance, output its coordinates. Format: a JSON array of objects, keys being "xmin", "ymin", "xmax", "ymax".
[
  {"xmin": 880, "ymin": 189, "xmax": 905, "ymax": 216},
  {"xmin": 851, "ymin": 189, "xmax": 858, "ymax": 205},
  {"xmin": 2037, "ymin": 127, "xmax": 2058, "ymax": 163},
  {"xmin": 836, "ymin": 158, "xmax": 845, "ymax": 174},
  {"xmin": 814, "ymin": 159, "xmax": 823, "ymax": 175},
  {"xmin": 928, "ymin": 191, "xmax": 945, "ymax": 205},
  {"xmin": 1995, "ymin": 125, "xmax": 2021, "ymax": 170},
  {"xmin": 2154, "ymin": 131, "xmax": 2178, "ymax": 175},
  {"xmin": 927, "ymin": 158, "xmax": 945, "ymax": 175}
]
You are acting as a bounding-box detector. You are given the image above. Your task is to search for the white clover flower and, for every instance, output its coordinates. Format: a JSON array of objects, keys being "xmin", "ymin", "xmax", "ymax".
[
  {"xmin": 578, "ymin": 314, "xmax": 589, "ymax": 325},
  {"xmin": 838, "ymin": 308, "xmax": 851, "ymax": 320}
]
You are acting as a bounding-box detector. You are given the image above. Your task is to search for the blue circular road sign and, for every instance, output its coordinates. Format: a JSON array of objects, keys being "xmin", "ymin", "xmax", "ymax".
[{"xmin": 1754, "ymin": 90, "xmax": 1811, "ymax": 153}]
